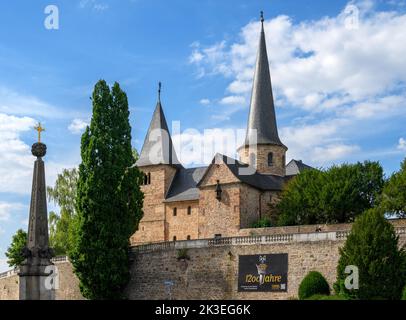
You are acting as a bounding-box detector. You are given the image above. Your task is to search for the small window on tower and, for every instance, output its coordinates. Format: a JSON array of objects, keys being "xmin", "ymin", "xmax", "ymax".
[
  {"xmin": 187, "ymin": 235, "xmax": 191, "ymax": 240},
  {"xmin": 143, "ymin": 173, "xmax": 148, "ymax": 185},
  {"xmin": 148, "ymin": 172, "xmax": 151, "ymax": 184},
  {"xmin": 187, "ymin": 206, "xmax": 192, "ymax": 215},
  {"xmin": 173, "ymin": 207, "xmax": 177, "ymax": 216},
  {"xmin": 268, "ymin": 152, "xmax": 273, "ymax": 166},
  {"xmin": 282, "ymin": 155, "xmax": 286, "ymax": 166},
  {"xmin": 173, "ymin": 236, "xmax": 177, "ymax": 241}
]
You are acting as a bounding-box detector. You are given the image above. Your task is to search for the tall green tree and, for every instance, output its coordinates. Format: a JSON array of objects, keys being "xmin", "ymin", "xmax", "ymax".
[
  {"xmin": 334, "ymin": 208, "xmax": 405, "ymax": 300},
  {"xmin": 380, "ymin": 158, "xmax": 406, "ymax": 218},
  {"xmin": 5, "ymin": 229, "xmax": 27, "ymax": 268},
  {"xmin": 47, "ymin": 168, "xmax": 79, "ymax": 256},
  {"xmin": 276, "ymin": 161, "xmax": 384, "ymax": 226},
  {"xmin": 70, "ymin": 80, "xmax": 144, "ymax": 300}
]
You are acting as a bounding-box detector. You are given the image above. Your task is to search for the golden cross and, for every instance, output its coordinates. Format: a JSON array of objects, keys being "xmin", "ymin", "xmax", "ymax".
[{"xmin": 34, "ymin": 122, "xmax": 45, "ymax": 143}]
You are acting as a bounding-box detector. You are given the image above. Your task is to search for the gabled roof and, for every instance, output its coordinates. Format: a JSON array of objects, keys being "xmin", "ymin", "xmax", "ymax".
[
  {"xmin": 197, "ymin": 153, "xmax": 285, "ymax": 191},
  {"xmin": 285, "ymin": 159, "xmax": 314, "ymax": 176},
  {"xmin": 136, "ymin": 91, "xmax": 182, "ymax": 168},
  {"xmin": 164, "ymin": 167, "xmax": 207, "ymax": 203},
  {"xmin": 242, "ymin": 14, "xmax": 286, "ymax": 149}
]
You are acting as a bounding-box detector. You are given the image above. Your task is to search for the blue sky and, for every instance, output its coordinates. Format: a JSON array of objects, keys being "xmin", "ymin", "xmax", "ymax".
[{"xmin": 1, "ymin": 0, "xmax": 406, "ymax": 272}]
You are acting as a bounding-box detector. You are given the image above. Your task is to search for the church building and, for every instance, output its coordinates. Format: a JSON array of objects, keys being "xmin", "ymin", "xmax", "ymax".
[{"xmin": 131, "ymin": 14, "xmax": 312, "ymax": 245}]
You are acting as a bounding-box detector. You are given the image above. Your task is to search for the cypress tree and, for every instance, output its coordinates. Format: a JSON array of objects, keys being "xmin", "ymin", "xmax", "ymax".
[
  {"xmin": 334, "ymin": 208, "xmax": 405, "ymax": 300},
  {"xmin": 70, "ymin": 80, "xmax": 144, "ymax": 299}
]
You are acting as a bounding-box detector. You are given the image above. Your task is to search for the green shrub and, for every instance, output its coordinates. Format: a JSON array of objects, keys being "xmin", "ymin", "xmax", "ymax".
[
  {"xmin": 250, "ymin": 218, "xmax": 272, "ymax": 228},
  {"xmin": 334, "ymin": 208, "xmax": 405, "ymax": 300},
  {"xmin": 402, "ymin": 286, "xmax": 406, "ymax": 300},
  {"xmin": 298, "ymin": 271, "xmax": 330, "ymax": 300}
]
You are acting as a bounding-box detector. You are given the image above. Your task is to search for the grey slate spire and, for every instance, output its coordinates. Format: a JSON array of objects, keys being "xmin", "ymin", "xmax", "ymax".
[
  {"xmin": 243, "ymin": 12, "xmax": 286, "ymax": 148},
  {"xmin": 136, "ymin": 83, "xmax": 182, "ymax": 167},
  {"xmin": 19, "ymin": 126, "xmax": 55, "ymax": 300}
]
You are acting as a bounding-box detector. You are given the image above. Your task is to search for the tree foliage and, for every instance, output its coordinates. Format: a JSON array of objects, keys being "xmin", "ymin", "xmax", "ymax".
[
  {"xmin": 334, "ymin": 208, "xmax": 405, "ymax": 300},
  {"xmin": 298, "ymin": 271, "xmax": 330, "ymax": 300},
  {"xmin": 70, "ymin": 80, "xmax": 144, "ymax": 300},
  {"xmin": 380, "ymin": 159, "xmax": 406, "ymax": 218},
  {"xmin": 5, "ymin": 229, "xmax": 27, "ymax": 268},
  {"xmin": 276, "ymin": 161, "xmax": 384, "ymax": 226},
  {"xmin": 47, "ymin": 168, "xmax": 79, "ymax": 256}
]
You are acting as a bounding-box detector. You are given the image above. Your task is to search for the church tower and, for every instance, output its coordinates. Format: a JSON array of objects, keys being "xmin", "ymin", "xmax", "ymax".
[
  {"xmin": 131, "ymin": 83, "xmax": 181, "ymax": 244},
  {"xmin": 238, "ymin": 12, "xmax": 287, "ymax": 176}
]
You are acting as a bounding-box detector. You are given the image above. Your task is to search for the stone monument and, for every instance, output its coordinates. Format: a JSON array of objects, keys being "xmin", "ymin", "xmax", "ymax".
[{"xmin": 18, "ymin": 123, "xmax": 55, "ymax": 300}]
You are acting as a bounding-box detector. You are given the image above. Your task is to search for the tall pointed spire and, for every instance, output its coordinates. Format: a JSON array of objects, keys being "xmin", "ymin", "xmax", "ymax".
[
  {"xmin": 19, "ymin": 133, "xmax": 55, "ymax": 300},
  {"xmin": 243, "ymin": 12, "xmax": 286, "ymax": 148},
  {"xmin": 136, "ymin": 82, "xmax": 182, "ymax": 167}
]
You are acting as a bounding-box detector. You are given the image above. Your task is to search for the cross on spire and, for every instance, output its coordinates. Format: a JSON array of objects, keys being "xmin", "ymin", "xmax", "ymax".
[
  {"xmin": 34, "ymin": 122, "xmax": 45, "ymax": 143},
  {"xmin": 158, "ymin": 82, "xmax": 162, "ymax": 102},
  {"xmin": 260, "ymin": 11, "xmax": 264, "ymax": 24}
]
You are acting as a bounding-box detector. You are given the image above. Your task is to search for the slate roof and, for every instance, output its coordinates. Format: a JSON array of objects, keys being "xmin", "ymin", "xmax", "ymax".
[
  {"xmin": 136, "ymin": 98, "xmax": 182, "ymax": 168},
  {"xmin": 197, "ymin": 154, "xmax": 285, "ymax": 191},
  {"xmin": 285, "ymin": 159, "xmax": 314, "ymax": 176},
  {"xmin": 164, "ymin": 167, "xmax": 207, "ymax": 202},
  {"xmin": 242, "ymin": 17, "xmax": 286, "ymax": 149}
]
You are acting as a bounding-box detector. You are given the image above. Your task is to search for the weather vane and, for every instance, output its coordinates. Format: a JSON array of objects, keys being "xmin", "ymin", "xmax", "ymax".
[{"xmin": 34, "ymin": 122, "xmax": 45, "ymax": 143}]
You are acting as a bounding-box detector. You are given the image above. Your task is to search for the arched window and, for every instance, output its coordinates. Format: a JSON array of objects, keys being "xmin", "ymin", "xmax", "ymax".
[
  {"xmin": 187, "ymin": 235, "xmax": 191, "ymax": 240},
  {"xmin": 173, "ymin": 207, "xmax": 177, "ymax": 217},
  {"xmin": 250, "ymin": 153, "xmax": 256, "ymax": 166},
  {"xmin": 282, "ymin": 155, "xmax": 286, "ymax": 166},
  {"xmin": 143, "ymin": 173, "xmax": 148, "ymax": 185},
  {"xmin": 147, "ymin": 172, "xmax": 151, "ymax": 184},
  {"xmin": 173, "ymin": 236, "xmax": 177, "ymax": 241},
  {"xmin": 268, "ymin": 152, "xmax": 273, "ymax": 167},
  {"xmin": 187, "ymin": 206, "xmax": 192, "ymax": 215}
]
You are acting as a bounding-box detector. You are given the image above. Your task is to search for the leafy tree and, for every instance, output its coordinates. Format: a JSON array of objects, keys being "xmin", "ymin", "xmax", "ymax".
[
  {"xmin": 276, "ymin": 161, "xmax": 384, "ymax": 226},
  {"xmin": 334, "ymin": 208, "xmax": 405, "ymax": 300},
  {"xmin": 380, "ymin": 158, "xmax": 406, "ymax": 218},
  {"xmin": 5, "ymin": 229, "xmax": 27, "ymax": 268},
  {"xmin": 47, "ymin": 168, "xmax": 79, "ymax": 256},
  {"xmin": 70, "ymin": 80, "xmax": 144, "ymax": 300}
]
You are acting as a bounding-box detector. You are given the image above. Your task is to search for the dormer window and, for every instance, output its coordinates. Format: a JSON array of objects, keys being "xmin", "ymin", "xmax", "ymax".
[{"xmin": 268, "ymin": 152, "xmax": 273, "ymax": 167}]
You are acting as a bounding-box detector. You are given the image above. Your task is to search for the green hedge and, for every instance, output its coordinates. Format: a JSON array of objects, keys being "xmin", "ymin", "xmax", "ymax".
[
  {"xmin": 305, "ymin": 294, "xmax": 346, "ymax": 300},
  {"xmin": 402, "ymin": 286, "xmax": 406, "ymax": 300},
  {"xmin": 298, "ymin": 271, "xmax": 330, "ymax": 300}
]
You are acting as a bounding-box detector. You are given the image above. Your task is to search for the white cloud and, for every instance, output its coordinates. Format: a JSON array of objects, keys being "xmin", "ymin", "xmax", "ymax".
[
  {"xmin": 219, "ymin": 96, "xmax": 246, "ymax": 105},
  {"xmin": 199, "ymin": 99, "xmax": 211, "ymax": 105},
  {"xmin": 0, "ymin": 258, "xmax": 9, "ymax": 273},
  {"xmin": 398, "ymin": 138, "xmax": 406, "ymax": 151},
  {"xmin": 0, "ymin": 114, "xmax": 37, "ymax": 194},
  {"xmin": 68, "ymin": 119, "xmax": 88, "ymax": 134},
  {"xmin": 0, "ymin": 87, "xmax": 65, "ymax": 119},
  {"xmin": 0, "ymin": 202, "xmax": 24, "ymax": 221},
  {"xmin": 79, "ymin": 0, "xmax": 109, "ymax": 11}
]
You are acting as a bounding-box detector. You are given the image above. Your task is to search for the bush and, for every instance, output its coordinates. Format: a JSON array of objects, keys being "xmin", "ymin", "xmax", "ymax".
[
  {"xmin": 250, "ymin": 217, "xmax": 272, "ymax": 228},
  {"xmin": 334, "ymin": 208, "xmax": 405, "ymax": 300},
  {"xmin": 298, "ymin": 271, "xmax": 330, "ymax": 300},
  {"xmin": 402, "ymin": 286, "xmax": 406, "ymax": 300}
]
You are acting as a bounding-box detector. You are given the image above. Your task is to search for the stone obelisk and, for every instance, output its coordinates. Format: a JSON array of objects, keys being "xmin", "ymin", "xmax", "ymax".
[{"xmin": 19, "ymin": 123, "xmax": 55, "ymax": 300}]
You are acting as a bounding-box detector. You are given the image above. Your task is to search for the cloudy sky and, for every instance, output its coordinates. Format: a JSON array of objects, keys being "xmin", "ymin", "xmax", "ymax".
[{"xmin": 1, "ymin": 0, "xmax": 406, "ymax": 272}]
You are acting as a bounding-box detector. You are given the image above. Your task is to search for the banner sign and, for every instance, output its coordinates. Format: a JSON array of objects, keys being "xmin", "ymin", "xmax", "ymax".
[{"xmin": 238, "ymin": 254, "xmax": 288, "ymax": 292}]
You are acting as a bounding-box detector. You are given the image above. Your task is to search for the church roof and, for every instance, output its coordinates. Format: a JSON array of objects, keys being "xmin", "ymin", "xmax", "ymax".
[
  {"xmin": 242, "ymin": 13, "xmax": 286, "ymax": 149},
  {"xmin": 164, "ymin": 167, "xmax": 207, "ymax": 202},
  {"xmin": 136, "ymin": 83, "xmax": 182, "ymax": 168},
  {"xmin": 197, "ymin": 154, "xmax": 285, "ymax": 191},
  {"xmin": 285, "ymin": 159, "xmax": 314, "ymax": 176}
]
